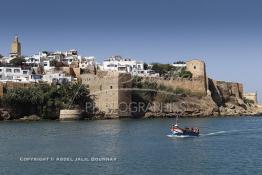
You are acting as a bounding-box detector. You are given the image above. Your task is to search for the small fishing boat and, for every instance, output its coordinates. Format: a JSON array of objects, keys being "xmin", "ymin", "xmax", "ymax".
[{"xmin": 167, "ymin": 115, "xmax": 200, "ymax": 137}]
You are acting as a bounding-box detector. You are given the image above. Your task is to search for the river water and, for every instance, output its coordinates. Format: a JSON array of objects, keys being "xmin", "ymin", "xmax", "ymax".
[{"xmin": 1, "ymin": 117, "xmax": 262, "ymax": 175}]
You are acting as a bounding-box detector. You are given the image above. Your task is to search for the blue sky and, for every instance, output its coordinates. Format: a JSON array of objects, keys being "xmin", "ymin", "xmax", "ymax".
[{"xmin": 0, "ymin": 0, "xmax": 261, "ymax": 102}]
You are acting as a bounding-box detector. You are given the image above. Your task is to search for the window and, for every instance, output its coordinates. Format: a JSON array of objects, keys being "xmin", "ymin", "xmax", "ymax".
[
  {"xmin": 23, "ymin": 71, "xmax": 28, "ymax": 75},
  {"xmin": 6, "ymin": 69, "xmax": 12, "ymax": 73},
  {"xmin": 110, "ymin": 86, "xmax": 113, "ymax": 89},
  {"xmin": 194, "ymin": 66, "xmax": 196, "ymax": 69},
  {"xmin": 14, "ymin": 69, "xmax": 20, "ymax": 73},
  {"xmin": 100, "ymin": 85, "xmax": 102, "ymax": 91},
  {"xmin": 0, "ymin": 69, "xmax": 2, "ymax": 72}
]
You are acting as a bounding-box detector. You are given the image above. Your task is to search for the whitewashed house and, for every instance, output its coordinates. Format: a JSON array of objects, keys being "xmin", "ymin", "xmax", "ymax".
[
  {"xmin": 79, "ymin": 56, "xmax": 96, "ymax": 69},
  {"xmin": 42, "ymin": 72, "xmax": 73, "ymax": 84},
  {"xmin": 101, "ymin": 55, "xmax": 144, "ymax": 73},
  {"xmin": 100, "ymin": 55, "xmax": 159, "ymax": 77},
  {"xmin": 0, "ymin": 67, "xmax": 31, "ymax": 82}
]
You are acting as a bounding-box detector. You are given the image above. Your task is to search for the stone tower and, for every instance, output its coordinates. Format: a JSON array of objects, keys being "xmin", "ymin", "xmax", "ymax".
[
  {"xmin": 186, "ymin": 59, "xmax": 208, "ymax": 94},
  {"xmin": 186, "ymin": 59, "xmax": 206, "ymax": 79},
  {"xmin": 10, "ymin": 35, "xmax": 21, "ymax": 57},
  {"xmin": 80, "ymin": 71, "xmax": 132, "ymax": 117}
]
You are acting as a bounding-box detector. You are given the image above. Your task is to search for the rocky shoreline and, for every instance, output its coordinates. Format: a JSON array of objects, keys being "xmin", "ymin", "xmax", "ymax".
[
  {"xmin": 143, "ymin": 95, "xmax": 262, "ymax": 118},
  {"xmin": 0, "ymin": 90, "xmax": 261, "ymax": 121},
  {"xmin": 0, "ymin": 104, "xmax": 261, "ymax": 121}
]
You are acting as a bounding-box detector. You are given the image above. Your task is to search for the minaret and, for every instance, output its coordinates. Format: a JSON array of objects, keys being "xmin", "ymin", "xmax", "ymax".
[{"xmin": 10, "ymin": 35, "xmax": 21, "ymax": 57}]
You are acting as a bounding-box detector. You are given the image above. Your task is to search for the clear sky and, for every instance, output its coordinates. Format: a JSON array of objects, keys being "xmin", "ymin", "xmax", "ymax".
[{"xmin": 0, "ymin": 0, "xmax": 261, "ymax": 102}]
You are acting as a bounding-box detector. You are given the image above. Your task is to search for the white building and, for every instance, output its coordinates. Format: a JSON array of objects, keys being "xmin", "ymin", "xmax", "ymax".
[
  {"xmin": 42, "ymin": 73, "xmax": 73, "ymax": 84},
  {"xmin": 1, "ymin": 56, "xmax": 14, "ymax": 64},
  {"xmin": 133, "ymin": 69, "xmax": 159, "ymax": 77},
  {"xmin": 100, "ymin": 55, "xmax": 159, "ymax": 77},
  {"xmin": 62, "ymin": 55, "xmax": 80, "ymax": 65},
  {"xmin": 42, "ymin": 60, "xmax": 52, "ymax": 71},
  {"xmin": 79, "ymin": 56, "xmax": 96, "ymax": 69},
  {"xmin": 101, "ymin": 55, "xmax": 144, "ymax": 73},
  {"xmin": 0, "ymin": 67, "xmax": 31, "ymax": 82},
  {"xmin": 24, "ymin": 54, "xmax": 41, "ymax": 64}
]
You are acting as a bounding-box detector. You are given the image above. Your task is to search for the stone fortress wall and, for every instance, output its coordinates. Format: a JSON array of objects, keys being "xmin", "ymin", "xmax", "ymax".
[
  {"xmin": 60, "ymin": 59, "xmax": 249, "ymax": 117},
  {"xmin": 143, "ymin": 59, "xmax": 208, "ymax": 96},
  {"xmin": 0, "ymin": 81, "xmax": 33, "ymax": 97},
  {"xmin": 144, "ymin": 59, "xmax": 245, "ymax": 107},
  {"xmin": 0, "ymin": 59, "xmax": 253, "ymax": 118},
  {"xmin": 154, "ymin": 77, "xmax": 207, "ymax": 96},
  {"xmin": 81, "ymin": 71, "xmax": 132, "ymax": 117}
]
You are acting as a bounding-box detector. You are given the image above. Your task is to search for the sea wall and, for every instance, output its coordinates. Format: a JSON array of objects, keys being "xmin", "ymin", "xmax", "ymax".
[{"xmin": 59, "ymin": 109, "xmax": 81, "ymax": 120}]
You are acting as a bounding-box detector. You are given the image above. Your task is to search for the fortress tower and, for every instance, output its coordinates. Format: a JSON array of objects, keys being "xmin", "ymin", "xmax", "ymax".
[
  {"xmin": 80, "ymin": 71, "xmax": 132, "ymax": 117},
  {"xmin": 186, "ymin": 59, "xmax": 206, "ymax": 79},
  {"xmin": 186, "ymin": 59, "xmax": 208, "ymax": 94},
  {"xmin": 10, "ymin": 35, "xmax": 21, "ymax": 57}
]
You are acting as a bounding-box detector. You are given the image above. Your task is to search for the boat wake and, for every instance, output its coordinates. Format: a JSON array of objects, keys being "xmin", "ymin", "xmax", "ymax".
[
  {"xmin": 201, "ymin": 128, "xmax": 262, "ymax": 137},
  {"xmin": 167, "ymin": 128, "xmax": 262, "ymax": 138},
  {"xmin": 200, "ymin": 131, "xmax": 228, "ymax": 136}
]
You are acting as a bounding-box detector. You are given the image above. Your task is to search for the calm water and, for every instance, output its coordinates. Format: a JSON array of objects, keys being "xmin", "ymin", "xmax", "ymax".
[{"xmin": 1, "ymin": 117, "xmax": 262, "ymax": 175}]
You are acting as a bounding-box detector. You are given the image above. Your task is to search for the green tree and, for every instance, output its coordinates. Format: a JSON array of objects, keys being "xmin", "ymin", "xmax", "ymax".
[
  {"xmin": 10, "ymin": 57, "xmax": 26, "ymax": 66},
  {"xmin": 131, "ymin": 76, "xmax": 190, "ymax": 112},
  {"xmin": 143, "ymin": 63, "xmax": 149, "ymax": 70},
  {"xmin": 151, "ymin": 63, "xmax": 173, "ymax": 76},
  {"xmin": 179, "ymin": 70, "xmax": 192, "ymax": 78},
  {"xmin": 50, "ymin": 60, "xmax": 58, "ymax": 67},
  {"xmin": 1, "ymin": 83, "xmax": 93, "ymax": 119}
]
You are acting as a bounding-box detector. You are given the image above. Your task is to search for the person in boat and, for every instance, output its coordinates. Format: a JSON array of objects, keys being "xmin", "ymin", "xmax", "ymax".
[{"xmin": 171, "ymin": 124, "xmax": 176, "ymax": 131}]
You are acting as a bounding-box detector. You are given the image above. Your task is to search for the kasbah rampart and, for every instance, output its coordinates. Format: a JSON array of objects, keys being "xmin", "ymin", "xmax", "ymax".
[
  {"xmin": 0, "ymin": 36, "xmax": 261, "ymax": 119},
  {"xmin": 80, "ymin": 59, "xmax": 261, "ymax": 118},
  {"xmin": 0, "ymin": 60, "xmax": 260, "ymax": 119}
]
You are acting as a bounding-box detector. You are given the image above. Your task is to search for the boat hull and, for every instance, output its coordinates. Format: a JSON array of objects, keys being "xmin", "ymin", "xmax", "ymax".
[
  {"xmin": 167, "ymin": 134, "xmax": 196, "ymax": 138},
  {"xmin": 170, "ymin": 127, "xmax": 200, "ymax": 137}
]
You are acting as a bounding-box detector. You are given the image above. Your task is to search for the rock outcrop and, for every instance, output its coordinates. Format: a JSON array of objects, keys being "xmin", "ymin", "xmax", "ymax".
[
  {"xmin": 18, "ymin": 115, "xmax": 41, "ymax": 121},
  {"xmin": 0, "ymin": 109, "xmax": 11, "ymax": 120},
  {"xmin": 142, "ymin": 79, "xmax": 261, "ymax": 118},
  {"xmin": 143, "ymin": 95, "xmax": 261, "ymax": 118},
  {"xmin": 144, "ymin": 95, "xmax": 219, "ymax": 117}
]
